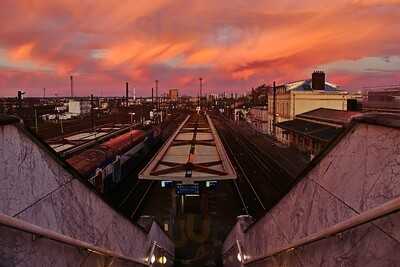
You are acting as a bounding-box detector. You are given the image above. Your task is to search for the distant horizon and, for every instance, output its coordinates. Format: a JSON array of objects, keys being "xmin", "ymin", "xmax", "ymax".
[{"xmin": 1, "ymin": 1, "xmax": 399, "ymax": 97}]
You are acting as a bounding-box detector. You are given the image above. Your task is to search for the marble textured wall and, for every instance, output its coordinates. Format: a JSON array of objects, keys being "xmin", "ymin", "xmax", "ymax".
[
  {"xmin": 223, "ymin": 122, "xmax": 400, "ymax": 266},
  {"xmin": 0, "ymin": 123, "xmax": 174, "ymax": 266}
]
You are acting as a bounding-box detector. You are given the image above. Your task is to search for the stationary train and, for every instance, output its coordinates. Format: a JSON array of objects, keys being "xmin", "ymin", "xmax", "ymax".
[{"xmin": 66, "ymin": 127, "xmax": 160, "ymax": 193}]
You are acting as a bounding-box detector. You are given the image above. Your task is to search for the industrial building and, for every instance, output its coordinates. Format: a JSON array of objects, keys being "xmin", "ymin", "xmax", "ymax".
[{"xmin": 168, "ymin": 89, "xmax": 179, "ymax": 102}]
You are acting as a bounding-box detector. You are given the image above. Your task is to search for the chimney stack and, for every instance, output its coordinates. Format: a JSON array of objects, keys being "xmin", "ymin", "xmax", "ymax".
[
  {"xmin": 312, "ymin": 71, "xmax": 325, "ymax": 90},
  {"xmin": 70, "ymin": 75, "xmax": 74, "ymax": 98}
]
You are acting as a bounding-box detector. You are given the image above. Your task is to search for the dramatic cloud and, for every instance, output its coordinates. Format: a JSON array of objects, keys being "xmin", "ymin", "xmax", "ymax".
[{"xmin": 0, "ymin": 0, "xmax": 399, "ymax": 96}]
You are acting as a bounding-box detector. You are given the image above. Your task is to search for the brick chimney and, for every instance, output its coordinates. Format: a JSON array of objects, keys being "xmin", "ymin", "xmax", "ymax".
[{"xmin": 312, "ymin": 71, "xmax": 325, "ymax": 90}]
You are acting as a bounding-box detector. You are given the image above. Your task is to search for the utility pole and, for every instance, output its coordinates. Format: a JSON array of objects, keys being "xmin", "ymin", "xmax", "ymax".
[
  {"xmin": 199, "ymin": 77, "xmax": 203, "ymax": 108},
  {"xmin": 273, "ymin": 81, "xmax": 277, "ymax": 138},
  {"xmin": 151, "ymin": 87, "xmax": 154, "ymax": 105},
  {"xmin": 43, "ymin": 88, "xmax": 46, "ymax": 99},
  {"xmin": 125, "ymin": 82, "xmax": 129, "ymax": 107},
  {"xmin": 155, "ymin": 80, "xmax": 159, "ymax": 111}
]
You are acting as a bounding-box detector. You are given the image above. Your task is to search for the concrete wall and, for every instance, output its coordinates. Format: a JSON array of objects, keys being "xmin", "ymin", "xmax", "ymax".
[
  {"xmin": 289, "ymin": 91, "xmax": 347, "ymax": 118},
  {"xmin": 223, "ymin": 121, "xmax": 400, "ymax": 266},
  {"xmin": 0, "ymin": 122, "xmax": 174, "ymax": 266}
]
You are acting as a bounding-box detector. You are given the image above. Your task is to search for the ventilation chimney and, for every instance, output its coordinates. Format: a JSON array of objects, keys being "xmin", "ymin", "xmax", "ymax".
[{"xmin": 312, "ymin": 71, "xmax": 325, "ymax": 90}]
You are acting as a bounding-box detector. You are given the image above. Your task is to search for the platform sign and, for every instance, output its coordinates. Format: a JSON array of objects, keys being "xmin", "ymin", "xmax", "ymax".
[
  {"xmin": 176, "ymin": 184, "xmax": 199, "ymax": 195},
  {"xmin": 161, "ymin": 180, "xmax": 174, "ymax": 188}
]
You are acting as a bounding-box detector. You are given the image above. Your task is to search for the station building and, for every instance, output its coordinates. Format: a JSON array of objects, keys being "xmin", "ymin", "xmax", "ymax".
[{"xmin": 267, "ymin": 71, "xmax": 348, "ymax": 143}]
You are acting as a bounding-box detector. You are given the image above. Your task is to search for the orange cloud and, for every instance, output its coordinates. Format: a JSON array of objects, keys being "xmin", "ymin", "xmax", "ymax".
[
  {"xmin": 0, "ymin": 0, "xmax": 399, "ymax": 96},
  {"xmin": 9, "ymin": 43, "xmax": 35, "ymax": 60}
]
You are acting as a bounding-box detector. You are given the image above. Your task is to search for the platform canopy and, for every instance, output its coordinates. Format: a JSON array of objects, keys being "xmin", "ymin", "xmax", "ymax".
[{"xmin": 139, "ymin": 114, "xmax": 236, "ymax": 182}]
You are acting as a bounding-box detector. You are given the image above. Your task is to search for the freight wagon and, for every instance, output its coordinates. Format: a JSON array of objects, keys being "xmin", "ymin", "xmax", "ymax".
[{"xmin": 67, "ymin": 127, "xmax": 160, "ymax": 193}]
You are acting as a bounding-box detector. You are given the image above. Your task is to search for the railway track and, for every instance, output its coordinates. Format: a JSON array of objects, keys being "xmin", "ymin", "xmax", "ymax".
[
  {"xmin": 212, "ymin": 114, "xmax": 296, "ymax": 219},
  {"xmin": 213, "ymin": 118, "xmax": 265, "ymax": 218},
  {"xmin": 233, "ymin": 120, "xmax": 305, "ymax": 181}
]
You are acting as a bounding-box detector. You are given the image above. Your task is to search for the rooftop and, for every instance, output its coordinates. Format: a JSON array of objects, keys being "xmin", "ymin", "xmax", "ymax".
[
  {"xmin": 297, "ymin": 108, "xmax": 361, "ymax": 126},
  {"xmin": 285, "ymin": 79, "xmax": 340, "ymax": 92},
  {"xmin": 276, "ymin": 119, "xmax": 342, "ymax": 142}
]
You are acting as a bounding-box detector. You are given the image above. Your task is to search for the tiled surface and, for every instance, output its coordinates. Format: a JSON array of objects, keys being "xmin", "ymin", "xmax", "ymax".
[{"xmin": 0, "ymin": 125, "xmax": 72, "ymax": 217}]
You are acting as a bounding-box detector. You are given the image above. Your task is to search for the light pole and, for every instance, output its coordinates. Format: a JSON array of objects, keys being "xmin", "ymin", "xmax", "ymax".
[{"xmin": 129, "ymin": 112, "xmax": 135, "ymax": 128}]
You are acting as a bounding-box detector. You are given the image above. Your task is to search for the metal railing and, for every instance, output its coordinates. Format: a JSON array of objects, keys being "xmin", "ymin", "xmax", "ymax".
[
  {"xmin": 0, "ymin": 213, "xmax": 148, "ymax": 265},
  {"xmin": 242, "ymin": 197, "xmax": 400, "ymax": 265}
]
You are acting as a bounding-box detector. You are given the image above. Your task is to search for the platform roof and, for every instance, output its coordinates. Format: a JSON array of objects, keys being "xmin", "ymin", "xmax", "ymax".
[
  {"xmin": 46, "ymin": 123, "xmax": 133, "ymax": 155},
  {"xmin": 139, "ymin": 114, "xmax": 236, "ymax": 182}
]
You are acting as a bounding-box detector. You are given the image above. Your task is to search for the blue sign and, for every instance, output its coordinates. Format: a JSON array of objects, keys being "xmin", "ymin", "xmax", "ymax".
[{"xmin": 176, "ymin": 184, "xmax": 199, "ymax": 195}]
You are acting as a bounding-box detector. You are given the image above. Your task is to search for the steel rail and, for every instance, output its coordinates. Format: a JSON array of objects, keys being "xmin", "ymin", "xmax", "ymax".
[
  {"xmin": 118, "ymin": 180, "xmax": 142, "ymax": 208},
  {"xmin": 233, "ymin": 180, "xmax": 250, "ymax": 215},
  {"xmin": 0, "ymin": 213, "xmax": 148, "ymax": 266},
  {"xmin": 130, "ymin": 181, "xmax": 155, "ymax": 219},
  {"xmin": 244, "ymin": 197, "xmax": 400, "ymax": 265},
  {"xmin": 237, "ymin": 121, "xmax": 297, "ymax": 175}
]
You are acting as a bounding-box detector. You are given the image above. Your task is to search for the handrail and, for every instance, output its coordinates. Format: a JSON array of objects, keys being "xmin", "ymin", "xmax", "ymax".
[
  {"xmin": 244, "ymin": 197, "xmax": 400, "ymax": 265},
  {"xmin": 154, "ymin": 242, "xmax": 175, "ymax": 258},
  {"xmin": 0, "ymin": 213, "xmax": 148, "ymax": 266}
]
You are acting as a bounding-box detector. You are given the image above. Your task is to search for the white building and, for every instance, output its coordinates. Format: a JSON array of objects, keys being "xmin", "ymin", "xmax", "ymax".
[
  {"xmin": 68, "ymin": 100, "xmax": 91, "ymax": 115},
  {"xmin": 248, "ymin": 106, "xmax": 268, "ymax": 134}
]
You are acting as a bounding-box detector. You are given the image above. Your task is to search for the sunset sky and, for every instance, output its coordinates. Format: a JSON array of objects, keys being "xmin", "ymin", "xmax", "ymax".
[{"xmin": 0, "ymin": 0, "xmax": 399, "ymax": 97}]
